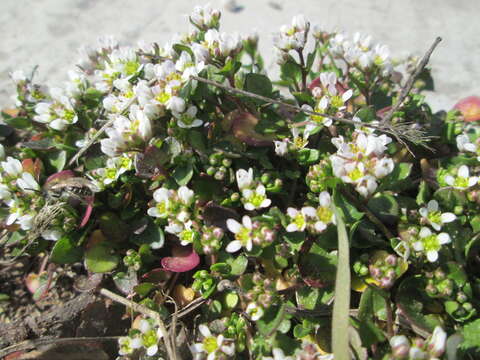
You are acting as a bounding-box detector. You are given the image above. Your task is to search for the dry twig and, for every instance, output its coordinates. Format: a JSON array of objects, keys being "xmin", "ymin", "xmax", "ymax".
[
  {"xmin": 381, "ymin": 37, "xmax": 442, "ymax": 125},
  {"xmin": 99, "ymin": 288, "xmax": 178, "ymax": 360}
]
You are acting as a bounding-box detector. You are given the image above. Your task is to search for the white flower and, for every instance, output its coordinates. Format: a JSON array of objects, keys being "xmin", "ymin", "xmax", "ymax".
[
  {"xmin": 242, "ymin": 184, "xmax": 271, "ymax": 211},
  {"xmin": 178, "ymin": 186, "xmax": 195, "ymax": 206},
  {"xmin": 246, "ymin": 302, "xmax": 264, "ymax": 321},
  {"xmin": 173, "ymin": 105, "xmax": 203, "ymax": 128},
  {"xmin": 292, "ymin": 14, "xmax": 309, "ymax": 32},
  {"xmin": 444, "ymin": 165, "xmax": 478, "ymax": 189},
  {"xmin": 274, "ymin": 140, "xmax": 288, "ymax": 156},
  {"xmin": 412, "ymin": 227, "xmax": 451, "ymax": 262},
  {"xmin": 456, "ymin": 134, "xmax": 478, "ymax": 156},
  {"xmin": 262, "ymin": 348, "xmax": 294, "ymax": 360},
  {"xmin": 17, "ymin": 172, "xmax": 40, "ymax": 193},
  {"xmin": 428, "ymin": 326, "xmax": 447, "ymax": 358},
  {"xmin": 315, "ymin": 192, "xmax": 335, "ymax": 232},
  {"xmin": 1, "ymin": 157, "xmax": 23, "ymax": 178},
  {"xmin": 285, "ymin": 207, "xmax": 316, "ymax": 232},
  {"xmin": 166, "ymin": 96, "xmax": 186, "ymax": 113},
  {"xmin": 226, "ymin": 216, "xmax": 253, "ymax": 252},
  {"xmin": 190, "ymin": 324, "xmax": 235, "ymax": 360},
  {"xmin": 419, "ymin": 200, "xmax": 456, "ymax": 231},
  {"xmin": 147, "ymin": 188, "xmax": 172, "ymax": 218},
  {"xmin": 10, "ymin": 70, "xmax": 26, "ymax": 84},
  {"xmin": 236, "ymin": 168, "xmax": 254, "ymax": 190}
]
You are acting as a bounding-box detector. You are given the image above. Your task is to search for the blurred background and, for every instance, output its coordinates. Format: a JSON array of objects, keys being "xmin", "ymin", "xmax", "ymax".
[{"xmin": 1, "ymin": 0, "xmax": 479, "ymax": 111}]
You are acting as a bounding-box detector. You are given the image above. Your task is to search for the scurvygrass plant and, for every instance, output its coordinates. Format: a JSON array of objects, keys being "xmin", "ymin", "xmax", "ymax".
[{"xmin": 1, "ymin": 3, "xmax": 480, "ymax": 359}]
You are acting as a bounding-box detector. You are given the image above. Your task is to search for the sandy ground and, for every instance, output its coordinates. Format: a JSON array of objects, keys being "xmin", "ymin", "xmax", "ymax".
[{"xmin": 0, "ymin": 0, "xmax": 479, "ymax": 112}]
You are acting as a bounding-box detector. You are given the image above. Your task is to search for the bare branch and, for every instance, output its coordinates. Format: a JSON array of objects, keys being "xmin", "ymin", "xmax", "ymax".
[{"xmin": 381, "ymin": 37, "xmax": 442, "ymax": 125}]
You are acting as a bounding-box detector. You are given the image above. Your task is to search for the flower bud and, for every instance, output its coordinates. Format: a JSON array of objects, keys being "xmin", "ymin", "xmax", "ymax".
[{"xmin": 390, "ymin": 335, "xmax": 410, "ymax": 359}]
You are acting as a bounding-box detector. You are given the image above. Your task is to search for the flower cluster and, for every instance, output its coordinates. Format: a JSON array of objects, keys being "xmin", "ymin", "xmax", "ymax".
[
  {"xmin": 147, "ymin": 185, "xmax": 195, "ymax": 237},
  {"xmin": 235, "ymin": 168, "xmax": 271, "ymax": 211},
  {"xmin": 285, "ymin": 191, "xmax": 335, "ymax": 233},
  {"xmin": 118, "ymin": 317, "xmax": 163, "ymax": 358},
  {"xmin": 2, "ymin": 3, "xmax": 480, "ymax": 359},
  {"xmin": 330, "ymin": 130, "xmax": 394, "ymax": 197},
  {"xmin": 389, "ymin": 326, "xmax": 447, "ymax": 360},
  {"xmin": 329, "ymin": 31, "xmax": 393, "ymax": 75}
]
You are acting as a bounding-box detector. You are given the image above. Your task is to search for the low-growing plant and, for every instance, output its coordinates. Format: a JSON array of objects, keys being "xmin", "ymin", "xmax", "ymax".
[{"xmin": 1, "ymin": 3, "xmax": 480, "ymax": 359}]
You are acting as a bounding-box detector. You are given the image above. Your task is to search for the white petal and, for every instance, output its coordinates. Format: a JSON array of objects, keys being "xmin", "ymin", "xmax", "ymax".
[
  {"xmin": 153, "ymin": 188, "xmax": 169, "ymax": 202},
  {"xmin": 468, "ymin": 177, "xmax": 478, "ymax": 187},
  {"xmin": 301, "ymin": 206, "xmax": 317, "ymax": 218},
  {"xmin": 287, "ymin": 207, "xmax": 298, "ymax": 218},
  {"xmin": 458, "ymin": 165, "xmax": 469, "ymax": 178},
  {"xmin": 286, "ymin": 223, "xmax": 299, "ymax": 232},
  {"xmin": 244, "ymin": 202, "xmax": 255, "ymax": 211},
  {"xmin": 437, "ymin": 233, "xmax": 451, "ymax": 244},
  {"xmin": 131, "ymin": 337, "xmax": 143, "ymax": 349},
  {"xmin": 260, "ymin": 199, "xmax": 271, "ymax": 208},
  {"xmin": 226, "ymin": 219, "xmax": 242, "ymax": 234},
  {"xmin": 147, "ymin": 207, "xmax": 161, "ymax": 217},
  {"xmin": 242, "ymin": 215, "xmax": 252, "ymax": 229},
  {"xmin": 444, "ymin": 175, "xmax": 454, "ymax": 186},
  {"xmin": 419, "ymin": 207, "xmax": 428, "ymax": 218},
  {"xmin": 199, "ymin": 324, "xmax": 211, "ymax": 338},
  {"xmin": 315, "ymin": 221, "xmax": 327, "ymax": 232},
  {"xmin": 146, "ymin": 344, "xmax": 158, "ymax": 356},
  {"xmin": 412, "ymin": 241, "xmax": 424, "ymax": 251},
  {"xmin": 427, "ymin": 200, "xmax": 438, "ymax": 212},
  {"xmin": 319, "ymin": 191, "xmax": 331, "ymax": 207},
  {"xmin": 139, "ymin": 319, "xmax": 151, "ymax": 333},
  {"xmin": 419, "ymin": 227, "xmax": 431, "ymax": 238},
  {"xmin": 226, "ymin": 240, "xmax": 242, "ymax": 253},
  {"xmin": 426, "ymin": 250, "xmax": 439, "ymax": 262},
  {"xmin": 441, "ymin": 213, "xmax": 456, "ymax": 223},
  {"xmin": 342, "ymin": 89, "xmax": 353, "ymax": 102}
]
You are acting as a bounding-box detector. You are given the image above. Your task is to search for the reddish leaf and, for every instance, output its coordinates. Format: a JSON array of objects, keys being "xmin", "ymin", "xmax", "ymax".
[
  {"xmin": 454, "ymin": 96, "xmax": 480, "ymax": 122},
  {"xmin": 45, "ymin": 170, "xmax": 75, "ymax": 184},
  {"xmin": 161, "ymin": 245, "xmax": 200, "ymax": 272},
  {"xmin": 229, "ymin": 110, "xmax": 273, "ymax": 147}
]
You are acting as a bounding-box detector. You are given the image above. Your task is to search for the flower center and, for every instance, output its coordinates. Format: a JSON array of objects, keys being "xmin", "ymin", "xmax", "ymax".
[
  {"xmin": 423, "ymin": 235, "xmax": 440, "ymax": 252},
  {"xmin": 317, "ymin": 206, "xmax": 333, "ymax": 223},
  {"xmin": 203, "ymin": 336, "xmax": 219, "ymax": 353}
]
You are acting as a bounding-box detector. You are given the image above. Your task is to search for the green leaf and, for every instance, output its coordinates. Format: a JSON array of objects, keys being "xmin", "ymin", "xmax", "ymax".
[
  {"xmin": 416, "ymin": 180, "xmax": 430, "ymax": 205},
  {"xmin": 172, "ymin": 163, "xmax": 193, "ymax": 186},
  {"xmin": 378, "ymin": 163, "xmax": 412, "ymax": 191},
  {"xmin": 367, "ymin": 193, "xmax": 399, "ymax": 224},
  {"xmin": 257, "ymin": 303, "xmax": 287, "ymax": 336},
  {"xmin": 130, "ymin": 218, "xmax": 165, "ymax": 249},
  {"xmin": 50, "ymin": 235, "xmax": 83, "ymax": 264},
  {"xmin": 217, "ymin": 59, "xmax": 241, "ymax": 76},
  {"xmin": 331, "ymin": 205, "xmax": 351, "ymax": 360},
  {"xmin": 297, "ymin": 148, "xmax": 320, "ymax": 165},
  {"xmin": 280, "ymin": 58, "xmax": 302, "ymax": 83},
  {"xmin": 99, "ymin": 212, "xmax": 130, "ymax": 242},
  {"xmin": 396, "ymin": 276, "xmax": 443, "ymax": 336},
  {"xmin": 333, "ymin": 192, "xmax": 364, "ymax": 223},
  {"xmin": 356, "ymin": 107, "xmax": 376, "ymax": 123},
  {"xmin": 282, "ymin": 232, "xmax": 305, "ymax": 252},
  {"xmin": 306, "ymin": 52, "xmax": 316, "ymax": 72},
  {"xmin": 228, "ymin": 255, "xmax": 248, "ymax": 276},
  {"xmin": 244, "ymin": 73, "xmax": 273, "ymax": 97},
  {"xmin": 85, "ymin": 242, "xmax": 120, "ymax": 273},
  {"xmin": 173, "ymin": 43, "xmax": 195, "ymax": 61},
  {"xmin": 434, "ymin": 187, "xmax": 467, "ymax": 210},
  {"xmin": 188, "ymin": 130, "xmax": 207, "ymax": 152},
  {"xmin": 134, "ymin": 282, "xmax": 156, "ymax": 297},
  {"xmin": 46, "ymin": 150, "xmax": 67, "ymax": 172},
  {"xmin": 3, "ymin": 115, "xmax": 31, "ymax": 129},
  {"xmin": 460, "ymin": 319, "xmax": 480, "ymax": 351}
]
